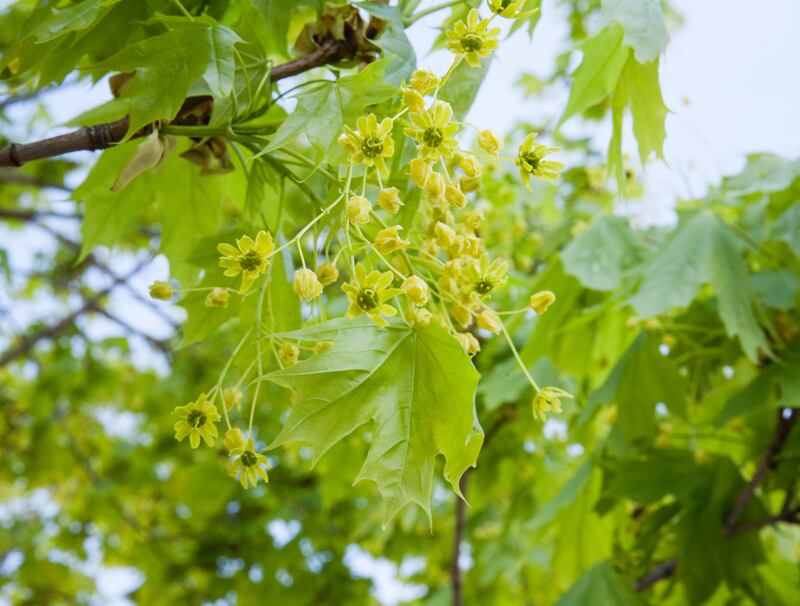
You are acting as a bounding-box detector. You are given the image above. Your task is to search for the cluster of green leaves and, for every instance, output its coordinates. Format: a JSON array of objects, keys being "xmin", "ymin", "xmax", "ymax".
[{"xmin": 1, "ymin": 1, "xmax": 798, "ymax": 605}]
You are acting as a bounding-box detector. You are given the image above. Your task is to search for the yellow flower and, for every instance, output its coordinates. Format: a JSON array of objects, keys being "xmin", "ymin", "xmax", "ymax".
[
  {"xmin": 463, "ymin": 209, "xmax": 484, "ymax": 232},
  {"xmin": 532, "ymin": 387, "xmax": 572, "ymax": 422},
  {"xmin": 217, "ymin": 231, "xmax": 275, "ymax": 293},
  {"xmin": 476, "ymin": 308, "xmax": 503, "ymax": 333},
  {"xmin": 445, "ymin": 183, "xmax": 466, "ymax": 209},
  {"xmin": 404, "ymin": 306, "xmax": 432, "ymax": 329},
  {"xmin": 409, "ymin": 69, "xmax": 440, "ymax": 94},
  {"xmin": 402, "ymin": 275, "xmax": 429, "ymax": 306},
  {"xmin": 293, "ymin": 268, "xmax": 323, "ymax": 301},
  {"xmin": 279, "ymin": 342, "xmax": 300, "ymax": 366},
  {"xmin": 452, "ymin": 301, "xmax": 473, "ymax": 328},
  {"xmin": 223, "ymin": 387, "xmax": 243, "ymax": 411},
  {"xmin": 341, "ymin": 263, "xmax": 402, "ymax": 328},
  {"xmin": 516, "ymin": 133, "xmax": 564, "ymax": 190},
  {"xmin": 338, "ymin": 113, "xmax": 395, "ymax": 174},
  {"xmin": 445, "ymin": 9, "xmax": 501, "ymax": 68},
  {"xmin": 477, "ymin": 129, "xmax": 503, "ymax": 155},
  {"xmin": 434, "ymin": 221, "xmax": 457, "ymax": 248},
  {"xmin": 374, "ymin": 225, "xmax": 409, "ymax": 255},
  {"xmin": 426, "ymin": 171, "xmax": 446, "ymax": 200},
  {"xmin": 454, "ymin": 331, "xmax": 481, "ymax": 356},
  {"xmin": 315, "ymin": 262, "xmax": 339, "ymax": 286},
  {"xmin": 228, "ymin": 436, "xmax": 270, "ymax": 489},
  {"xmin": 346, "ymin": 195, "xmax": 372, "ymax": 225},
  {"xmin": 459, "ymin": 155, "xmax": 482, "ymax": 177},
  {"xmin": 224, "ymin": 427, "xmax": 245, "ymax": 452},
  {"xmin": 487, "ymin": 0, "xmax": 540, "ymax": 19},
  {"xmin": 462, "ymin": 256, "xmax": 508, "ymax": 298},
  {"xmin": 402, "ymin": 87, "xmax": 425, "ymax": 113},
  {"xmin": 530, "ymin": 290, "xmax": 556, "ymax": 314},
  {"xmin": 409, "ymin": 157, "xmax": 433, "ymax": 187},
  {"xmin": 377, "ymin": 187, "xmax": 403, "ymax": 214},
  {"xmin": 149, "ymin": 280, "xmax": 173, "ymax": 300},
  {"xmin": 204, "ymin": 287, "xmax": 229, "ymax": 308},
  {"xmin": 173, "ymin": 393, "xmax": 221, "ymax": 449},
  {"xmin": 404, "ymin": 100, "xmax": 460, "ymax": 161}
]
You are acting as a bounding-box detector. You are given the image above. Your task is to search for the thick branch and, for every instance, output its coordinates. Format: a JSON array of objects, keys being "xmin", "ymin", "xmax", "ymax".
[
  {"xmin": 635, "ymin": 559, "xmax": 677, "ymax": 592},
  {"xmin": 0, "ymin": 36, "xmax": 365, "ymax": 168}
]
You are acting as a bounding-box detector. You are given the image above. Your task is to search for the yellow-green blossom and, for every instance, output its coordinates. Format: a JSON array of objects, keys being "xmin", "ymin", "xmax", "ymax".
[
  {"xmin": 279, "ymin": 342, "xmax": 300, "ymax": 366},
  {"xmin": 516, "ymin": 133, "xmax": 564, "ymax": 190},
  {"xmin": 377, "ymin": 187, "xmax": 403, "ymax": 214},
  {"xmin": 532, "ymin": 387, "xmax": 572, "ymax": 422},
  {"xmin": 346, "ymin": 195, "xmax": 372, "ymax": 225},
  {"xmin": 445, "ymin": 9, "xmax": 501, "ymax": 68},
  {"xmin": 293, "ymin": 268, "xmax": 323, "ymax": 301},
  {"xmin": 454, "ymin": 331, "xmax": 481, "ymax": 356},
  {"xmin": 315, "ymin": 262, "xmax": 339, "ymax": 286},
  {"xmin": 148, "ymin": 280, "xmax": 172, "ymax": 300},
  {"xmin": 374, "ymin": 225, "xmax": 409, "ymax": 255},
  {"xmin": 405, "ymin": 100, "xmax": 460, "ymax": 161},
  {"xmin": 402, "ymin": 275, "xmax": 429, "ymax": 306},
  {"xmin": 488, "ymin": 0, "xmax": 540, "ymax": 19},
  {"xmin": 217, "ymin": 231, "xmax": 275, "ymax": 293},
  {"xmin": 409, "ymin": 69, "xmax": 440, "ymax": 94},
  {"xmin": 462, "ymin": 256, "xmax": 508, "ymax": 298},
  {"xmin": 228, "ymin": 435, "xmax": 270, "ymax": 489},
  {"xmin": 205, "ymin": 287, "xmax": 229, "ymax": 308},
  {"xmin": 173, "ymin": 393, "xmax": 221, "ymax": 449},
  {"xmin": 223, "ymin": 387, "xmax": 243, "ymax": 411},
  {"xmin": 530, "ymin": 290, "xmax": 556, "ymax": 314},
  {"xmin": 341, "ymin": 263, "xmax": 402, "ymax": 328},
  {"xmin": 478, "ymin": 129, "xmax": 503, "ymax": 155},
  {"xmin": 338, "ymin": 113, "xmax": 395, "ymax": 174}
]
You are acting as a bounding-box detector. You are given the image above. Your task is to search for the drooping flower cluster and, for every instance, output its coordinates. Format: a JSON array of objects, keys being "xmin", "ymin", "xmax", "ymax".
[{"xmin": 155, "ymin": 3, "xmax": 570, "ymax": 489}]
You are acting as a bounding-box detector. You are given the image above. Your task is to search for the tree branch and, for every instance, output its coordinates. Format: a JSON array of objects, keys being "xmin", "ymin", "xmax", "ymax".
[
  {"xmin": 0, "ymin": 36, "xmax": 367, "ymax": 168},
  {"xmin": 635, "ymin": 559, "xmax": 677, "ymax": 592},
  {"xmin": 723, "ymin": 408, "xmax": 797, "ymax": 537}
]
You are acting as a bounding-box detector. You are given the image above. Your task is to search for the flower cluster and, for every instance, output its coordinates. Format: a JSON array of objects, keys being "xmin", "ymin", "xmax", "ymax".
[{"xmin": 156, "ymin": 3, "xmax": 570, "ymax": 490}]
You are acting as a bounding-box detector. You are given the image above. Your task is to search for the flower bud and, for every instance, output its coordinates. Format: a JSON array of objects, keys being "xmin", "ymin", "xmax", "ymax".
[
  {"xmin": 445, "ymin": 183, "xmax": 466, "ymax": 209},
  {"xmin": 149, "ymin": 280, "xmax": 173, "ymax": 300},
  {"xmin": 223, "ymin": 387, "xmax": 243, "ymax": 411},
  {"xmin": 529, "ymin": 290, "xmax": 556, "ymax": 314},
  {"xmin": 402, "ymin": 87, "xmax": 425, "ymax": 113},
  {"xmin": 476, "ymin": 308, "xmax": 502, "ymax": 334},
  {"xmin": 434, "ymin": 221, "xmax": 457, "ymax": 248},
  {"xmin": 454, "ymin": 332, "xmax": 481, "ymax": 356},
  {"xmin": 410, "ymin": 158, "xmax": 432, "ymax": 188},
  {"xmin": 205, "ymin": 287, "xmax": 229, "ymax": 308},
  {"xmin": 377, "ymin": 187, "xmax": 403, "ymax": 214},
  {"xmin": 425, "ymin": 172, "xmax": 446, "ymax": 200},
  {"xmin": 404, "ymin": 306, "xmax": 432, "ymax": 329},
  {"xmin": 409, "ymin": 69, "xmax": 440, "ymax": 94},
  {"xmin": 294, "ymin": 268, "xmax": 324, "ymax": 301},
  {"xmin": 402, "ymin": 275, "xmax": 429, "ymax": 306},
  {"xmin": 478, "ymin": 129, "xmax": 503, "ymax": 155},
  {"xmin": 374, "ymin": 225, "xmax": 409, "ymax": 255},
  {"xmin": 463, "ymin": 209, "xmax": 484, "ymax": 232},
  {"xmin": 315, "ymin": 262, "xmax": 339, "ymax": 287},
  {"xmin": 452, "ymin": 302, "xmax": 472, "ymax": 328},
  {"xmin": 279, "ymin": 342, "xmax": 300, "ymax": 366},
  {"xmin": 313, "ymin": 341, "xmax": 334, "ymax": 355},
  {"xmin": 224, "ymin": 427, "xmax": 245, "ymax": 452},
  {"xmin": 460, "ymin": 175, "xmax": 482, "ymax": 193},
  {"xmin": 346, "ymin": 195, "xmax": 372, "ymax": 225},
  {"xmin": 459, "ymin": 155, "xmax": 482, "ymax": 177}
]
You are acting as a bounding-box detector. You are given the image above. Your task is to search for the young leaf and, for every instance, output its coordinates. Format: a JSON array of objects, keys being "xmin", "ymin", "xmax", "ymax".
[
  {"xmin": 263, "ymin": 319, "xmax": 483, "ymax": 526},
  {"xmin": 560, "ymin": 24, "xmax": 629, "ymax": 126},
  {"xmin": 625, "ymin": 56, "xmax": 668, "ymax": 164},
  {"xmin": 601, "ymin": 0, "xmax": 669, "ymax": 63}
]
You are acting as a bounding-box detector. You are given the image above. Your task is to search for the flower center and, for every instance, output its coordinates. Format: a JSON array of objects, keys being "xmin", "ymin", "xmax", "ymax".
[
  {"xmin": 187, "ymin": 409, "xmax": 207, "ymax": 428},
  {"xmin": 423, "ymin": 127, "xmax": 444, "ymax": 148},
  {"xmin": 361, "ymin": 136, "xmax": 384, "ymax": 158},
  {"xmin": 239, "ymin": 250, "xmax": 263, "ymax": 272},
  {"xmin": 521, "ymin": 152, "xmax": 541, "ymax": 171},
  {"xmin": 240, "ymin": 450, "xmax": 258, "ymax": 467},
  {"xmin": 474, "ymin": 279, "xmax": 494, "ymax": 295},
  {"xmin": 460, "ymin": 33, "xmax": 484, "ymax": 53},
  {"xmin": 356, "ymin": 288, "xmax": 380, "ymax": 311}
]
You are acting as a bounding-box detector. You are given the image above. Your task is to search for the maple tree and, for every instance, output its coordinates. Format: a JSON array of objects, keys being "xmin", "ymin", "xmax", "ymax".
[{"xmin": 1, "ymin": 1, "xmax": 798, "ymax": 605}]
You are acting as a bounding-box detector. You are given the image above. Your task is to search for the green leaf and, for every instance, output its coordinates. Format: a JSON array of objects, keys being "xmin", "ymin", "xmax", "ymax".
[
  {"xmin": 555, "ymin": 561, "xmax": 646, "ymax": 606},
  {"xmin": 590, "ymin": 332, "xmax": 687, "ymax": 439},
  {"xmin": 265, "ymin": 60, "xmax": 397, "ymax": 154},
  {"xmin": 773, "ymin": 205, "xmax": 800, "ymax": 257},
  {"xmin": 629, "ymin": 212, "xmax": 769, "ymax": 362},
  {"xmin": 32, "ymin": 0, "xmax": 122, "ymax": 43},
  {"xmin": 560, "ymin": 24, "xmax": 629, "ymax": 126},
  {"xmin": 357, "ymin": 2, "xmax": 416, "ymax": 86},
  {"xmin": 249, "ymin": 0, "xmax": 314, "ymax": 58},
  {"xmin": 264, "ymin": 319, "xmax": 483, "ymax": 525},
  {"xmin": 601, "ymin": 0, "xmax": 669, "ymax": 63},
  {"xmin": 624, "ymin": 56, "xmax": 668, "ymax": 164},
  {"xmin": 89, "ymin": 23, "xmax": 239, "ymax": 135},
  {"xmin": 721, "ymin": 153, "xmax": 800, "ymax": 196},
  {"xmin": 561, "ymin": 216, "xmax": 646, "ymax": 291},
  {"xmin": 438, "ymin": 57, "xmax": 492, "ymax": 121}
]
